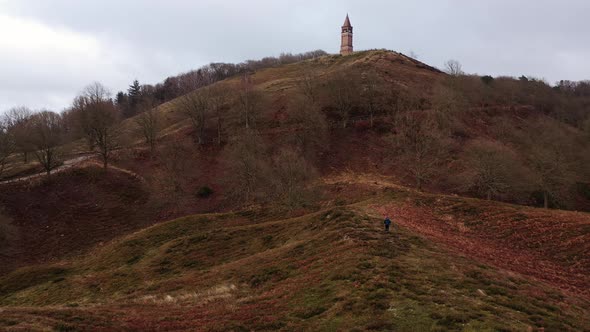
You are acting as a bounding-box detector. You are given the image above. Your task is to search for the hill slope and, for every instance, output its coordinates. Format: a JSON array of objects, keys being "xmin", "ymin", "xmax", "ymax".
[
  {"xmin": 1, "ymin": 50, "xmax": 589, "ymax": 331},
  {"xmin": 1, "ymin": 178, "xmax": 589, "ymax": 331}
]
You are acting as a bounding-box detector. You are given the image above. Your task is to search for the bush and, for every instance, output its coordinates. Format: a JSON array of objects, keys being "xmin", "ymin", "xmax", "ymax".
[
  {"xmin": 576, "ymin": 182, "xmax": 590, "ymax": 200},
  {"xmin": 196, "ymin": 186, "xmax": 214, "ymax": 198},
  {"xmin": 481, "ymin": 75, "xmax": 494, "ymax": 85}
]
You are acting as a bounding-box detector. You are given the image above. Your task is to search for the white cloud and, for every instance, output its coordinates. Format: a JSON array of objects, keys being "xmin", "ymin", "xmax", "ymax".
[{"xmin": 0, "ymin": 14, "xmax": 133, "ymax": 111}]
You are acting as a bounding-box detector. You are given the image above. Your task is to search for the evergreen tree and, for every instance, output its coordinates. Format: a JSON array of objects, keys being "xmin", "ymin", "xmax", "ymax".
[
  {"xmin": 127, "ymin": 80, "xmax": 142, "ymax": 117},
  {"xmin": 116, "ymin": 91, "xmax": 132, "ymax": 119}
]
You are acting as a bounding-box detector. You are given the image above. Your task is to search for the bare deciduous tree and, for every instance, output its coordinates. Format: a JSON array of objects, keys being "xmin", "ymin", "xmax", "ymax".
[
  {"xmin": 583, "ymin": 117, "xmax": 590, "ymax": 140},
  {"xmin": 3, "ymin": 107, "xmax": 34, "ymax": 163},
  {"xmin": 289, "ymin": 98, "xmax": 329, "ymax": 161},
  {"xmin": 362, "ymin": 69, "xmax": 382, "ymax": 127},
  {"xmin": 78, "ymin": 82, "xmax": 120, "ymax": 169},
  {"xmin": 271, "ymin": 149, "xmax": 318, "ymax": 209},
  {"xmin": 180, "ymin": 90, "xmax": 210, "ymax": 145},
  {"xmin": 135, "ymin": 98, "xmax": 160, "ymax": 153},
  {"xmin": 390, "ymin": 111, "xmax": 450, "ymax": 191},
  {"xmin": 328, "ymin": 69, "xmax": 360, "ymax": 128},
  {"xmin": 520, "ymin": 120, "xmax": 578, "ymax": 209},
  {"xmin": 0, "ymin": 120, "xmax": 16, "ymax": 177},
  {"xmin": 157, "ymin": 140, "xmax": 195, "ymax": 196},
  {"xmin": 223, "ymin": 130, "xmax": 271, "ymax": 203},
  {"xmin": 237, "ymin": 74, "xmax": 261, "ymax": 129},
  {"xmin": 444, "ymin": 59, "xmax": 464, "ymax": 76},
  {"xmin": 297, "ymin": 69, "xmax": 320, "ymax": 105},
  {"xmin": 432, "ymin": 83, "xmax": 466, "ymax": 115},
  {"xmin": 456, "ymin": 140, "xmax": 527, "ymax": 201},
  {"xmin": 29, "ymin": 111, "xmax": 64, "ymax": 175},
  {"xmin": 207, "ymin": 86, "xmax": 230, "ymax": 145}
]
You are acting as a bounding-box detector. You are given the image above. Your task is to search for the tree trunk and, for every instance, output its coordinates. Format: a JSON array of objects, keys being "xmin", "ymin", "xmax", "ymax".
[
  {"xmin": 197, "ymin": 128, "xmax": 204, "ymax": 145},
  {"xmin": 23, "ymin": 151, "xmax": 28, "ymax": 164},
  {"xmin": 486, "ymin": 190, "xmax": 492, "ymax": 201},
  {"xmin": 217, "ymin": 119, "xmax": 222, "ymax": 145},
  {"xmin": 543, "ymin": 191, "xmax": 549, "ymax": 209}
]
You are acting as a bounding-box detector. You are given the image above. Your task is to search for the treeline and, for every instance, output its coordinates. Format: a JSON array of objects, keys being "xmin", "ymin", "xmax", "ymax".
[{"xmin": 115, "ymin": 50, "xmax": 328, "ymax": 118}]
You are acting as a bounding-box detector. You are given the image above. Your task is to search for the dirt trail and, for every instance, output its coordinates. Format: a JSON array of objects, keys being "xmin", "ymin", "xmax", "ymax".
[
  {"xmin": 0, "ymin": 154, "xmax": 94, "ymax": 185},
  {"xmin": 0, "ymin": 154, "xmax": 145, "ymax": 185}
]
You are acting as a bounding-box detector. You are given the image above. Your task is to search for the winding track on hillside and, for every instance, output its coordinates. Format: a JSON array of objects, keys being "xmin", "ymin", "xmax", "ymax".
[
  {"xmin": 0, "ymin": 154, "xmax": 144, "ymax": 185},
  {"xmin": 0, "ymin": 154, "xmax": 94, "ymax": 185}
]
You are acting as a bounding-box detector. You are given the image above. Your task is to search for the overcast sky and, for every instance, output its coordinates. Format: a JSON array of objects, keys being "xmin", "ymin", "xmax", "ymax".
[{"xmin": 1, "ymin": 0, "xmax": 590, "ymax": 112}]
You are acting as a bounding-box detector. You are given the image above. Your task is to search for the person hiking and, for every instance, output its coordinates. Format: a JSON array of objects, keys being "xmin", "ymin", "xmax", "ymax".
[{"xmin": 384, "ymin": 216, "xmax": 392, "ymax": 232}]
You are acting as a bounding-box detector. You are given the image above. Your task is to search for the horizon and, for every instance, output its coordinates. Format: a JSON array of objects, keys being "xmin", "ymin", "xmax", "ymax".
[{"xmin": 1, "ymin": 0, "xmax": 590, "ymax": 112}]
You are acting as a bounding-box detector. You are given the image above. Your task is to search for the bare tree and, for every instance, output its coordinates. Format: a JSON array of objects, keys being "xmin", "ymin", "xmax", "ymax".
[
  {"xmin": 389, "ymin": 88, "xmax": 423, "ymax": 117},
  {"xmin": 289, "ymin": 98, "xmax": 329, "ymax": 161},
  {"xmin": 271, "ymin": 148, "xmax": 318, "ymax": 209},
  {"xmin": 208, "ymin": 86, "xmax": 230, "ymax": 145},
  {"xmin": 0, "ymin": 120, "xmax": 16, "ymax": 177},
  {"xmin": 297, "ymin": 69, "xmax": 320, "ymax": 105},
  {"xmin": 444, "ymin": 59, "xmax": 464, "ymax": 76},
  {"xmin": 237, "ymin": 74, "xmax": 262, "ymax": 129},
  {"xmin": 91, "ymin": 103, "xmax": 119, "ymax": 169},
  {"xmin": 84, "ymin": 82, "xmax": 111, "ymax": 104},
  {"xmin": 157, "ymin": 140, "xmax": 195, "ymax": 196},
  {"xmin": 223, "ymin": 130, "xmax": 271, "ymax": 203},
  {"xmin": 583, "ymin": 117, "xmax": 590, "ymax": 140},
  {"xmin": 432, "ymin": 83, "xmax": 466, "ymax": 115},
  {"xmin": 328, "ymin": 69, "xmax": 360, "ymax": 128},
  {"xmin": 520, "ymin": 120, "xmax": 578, "ymax": 209},
  {"xmin": 179, "ymin": 90, "xmax": 209, "ymax": 145},
  {"xmin": 389, "ymin": 111, "xmax": 449, "ymax": 191},
  {"xmin": 361, "ymin": 69, "xmax": 383, "ymax": 127},
  {"xmin": 456, "ymin": 140, "xmax": 527, "ymax": 201},
  {"xmin": 3, "ymin": 107, "xmax": 34, "ymax": 163},
  {"xmin": 77, "ymin": 82, "xmax": 120, "ymax": 169},
  {"xmin": 29, "ymin": 111, "xmax": 64, "ymax": 175},
  {"xmin": 135, "ymin": 98, "xmax": 160, "ymax": 153},
  {"xmin": 528, "ymin": 143, "xmax": 575, "ymax": 209}
]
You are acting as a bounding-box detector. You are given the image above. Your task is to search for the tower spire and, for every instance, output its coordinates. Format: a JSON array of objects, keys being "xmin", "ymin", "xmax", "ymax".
[
  {"xmin": 340, "ymin": 14, "xmax": 353, "ymax": 55},
  {"xmin": 343, "ymin": 14, "xmax": 351, "ymax": 28}
]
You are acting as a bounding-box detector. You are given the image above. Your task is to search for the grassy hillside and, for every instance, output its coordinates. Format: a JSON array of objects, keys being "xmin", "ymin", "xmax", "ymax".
[
  {"xmin": 1, "ymin": 179, "xmax": 589, "ymax": 331},
  {"xmin": 1, "ymin": 50, "xmax": 589, "ymax": 331}
]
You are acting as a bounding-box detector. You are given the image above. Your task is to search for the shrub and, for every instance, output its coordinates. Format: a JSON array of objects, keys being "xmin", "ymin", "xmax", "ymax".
[
  {"xmin": 576, "ymin": 182, "xmax": 590, "ymax": 200},
  {"xmin": 196, "ymin": 186, "xmax": 214, "ymax": 198},
  {"xmin": 481, "ymin": 75, "xmax": 494, "ymax": 85}
]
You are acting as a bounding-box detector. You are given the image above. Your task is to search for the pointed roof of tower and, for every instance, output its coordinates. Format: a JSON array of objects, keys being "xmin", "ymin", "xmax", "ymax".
[{"xmin": 343, "ymin": 14, "xmax": 352, "ymax": 28}]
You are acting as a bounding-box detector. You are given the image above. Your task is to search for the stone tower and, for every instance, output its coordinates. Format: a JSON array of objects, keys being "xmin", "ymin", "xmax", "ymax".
[{"xmin": 340, "ymin": 14, "xmax": 353, "ymax": 56}]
